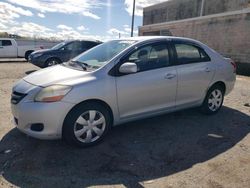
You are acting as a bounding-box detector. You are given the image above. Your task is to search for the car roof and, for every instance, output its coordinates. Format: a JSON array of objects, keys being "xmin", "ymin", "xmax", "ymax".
[
  {"xmin": 116, "ymin": 36, "xmax": 202, "ymax": 44},
  {"xmin": 0, "ymin": 38, "xmax": 14, "ymax": 40},
  {"xmin": 64, "ymin": 39, "xmax": 102, "ymax": 43}
]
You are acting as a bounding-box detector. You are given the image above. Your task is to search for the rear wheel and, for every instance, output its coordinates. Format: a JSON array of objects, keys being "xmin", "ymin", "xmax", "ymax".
[
  {"xmin": 62, "ymin": 102, "xmax": 111, "ymax": 147},
  {"xmin": 45, "ymin": 58, "xmax": 61, "ymax": 67},
  {"xmin": 200, "ymin": 85, "xmax": 225, "ymax": 115},
  {"xmin": 25, "ymin": 50, "xmax": 33, "ymax": 61}
]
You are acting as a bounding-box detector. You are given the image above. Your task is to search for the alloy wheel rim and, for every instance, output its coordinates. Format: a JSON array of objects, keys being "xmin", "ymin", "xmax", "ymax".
[
  {"xmin": 208, "ymin": 89, "xmax": 223, "ymax": 111},
  {"xmin": 74, "ymin": 110, "xmax": 106, "ymax": 143},
  {"xmin": 48, "ymin": 60, "xmax": 57, "ymax": 66}
]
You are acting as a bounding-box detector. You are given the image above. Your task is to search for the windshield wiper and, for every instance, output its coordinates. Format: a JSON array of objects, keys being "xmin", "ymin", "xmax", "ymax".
[{"xmin": 70, "ymin": 60, "xmax": 89, "ymax": 70}]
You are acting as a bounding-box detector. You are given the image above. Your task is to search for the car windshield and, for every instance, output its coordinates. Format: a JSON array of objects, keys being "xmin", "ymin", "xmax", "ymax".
[
  {"xmin": 51, "ymin": 42, "xmax": 66, "ymax": 50},
  {"xmin": 69, "ymin": 40, "xmax": 136, "ymax": 70}
]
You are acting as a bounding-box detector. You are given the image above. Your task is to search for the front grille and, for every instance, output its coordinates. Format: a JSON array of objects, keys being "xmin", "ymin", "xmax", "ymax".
[{"xmin": 11, "ymin": 91, "xmax": 27, "ymax": 104}]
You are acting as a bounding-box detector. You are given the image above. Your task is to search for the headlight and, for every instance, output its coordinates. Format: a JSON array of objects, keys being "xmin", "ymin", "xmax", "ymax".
[{"xmin": 34, "ymin": 85, "xmax": 72, "ymax": 102}]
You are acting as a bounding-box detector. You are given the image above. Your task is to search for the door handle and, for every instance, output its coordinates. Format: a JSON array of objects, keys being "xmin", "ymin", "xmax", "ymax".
[
  {"xmin": 205, "ymin": 67, "xmax": 211, "ymax": 72},
  {"xmin": 165, "ymin": 73, "xmax": 176, "ymax": 79}
]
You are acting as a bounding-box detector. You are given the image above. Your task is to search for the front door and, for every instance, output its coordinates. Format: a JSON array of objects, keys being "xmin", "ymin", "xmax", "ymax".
[
  {"xmin": 0, "ymin": 40, "xmax": 16, "ymax": 57},
  {"xmin": 115, "ymin": 42, "xmax": 177, "ymax": 119}
]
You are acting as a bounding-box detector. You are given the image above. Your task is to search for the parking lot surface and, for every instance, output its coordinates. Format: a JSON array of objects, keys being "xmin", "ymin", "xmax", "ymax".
[{"xmin": 0, "ymin": 62, "xmax": 249, "ymax": 188}]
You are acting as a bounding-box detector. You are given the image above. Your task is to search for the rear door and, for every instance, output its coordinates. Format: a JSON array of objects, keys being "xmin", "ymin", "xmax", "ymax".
[
  {"xmin": 172, "ymin": 40, "xmax": 215, "ymax": 107},
  {"xmin": 0, "ymin": 40, "xmax": 16, "ymax": 57}
]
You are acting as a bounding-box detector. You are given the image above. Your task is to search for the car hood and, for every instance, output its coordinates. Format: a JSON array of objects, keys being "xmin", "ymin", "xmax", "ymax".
[
  {"xmin": 33, "ymin": 49, "xmax": 62, "ymax": 55},
  {"xmin": 33, "ymin": 49, "xmax": 52, "ymax": 54},
  {"xmin": 23, "ymin": 65, "xmax": 93, "ymax": 87}
]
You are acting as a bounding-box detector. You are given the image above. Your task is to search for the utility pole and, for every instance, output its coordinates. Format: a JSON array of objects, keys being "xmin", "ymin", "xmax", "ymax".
[
  {"xmin": 131, "ymin": 0, "xmax": 135, "ymax": 37},
  {"xmin": 200, "ymin": 0, "xmax": 205, "ymax": 16}
]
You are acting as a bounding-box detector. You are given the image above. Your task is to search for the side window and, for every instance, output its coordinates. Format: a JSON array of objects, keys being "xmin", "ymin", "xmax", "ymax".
[
  {"xmin": 175, "ymin": 43, "xmax": 210, "ymax": 64},
  {"xmin": 83, "ymin": 42, "xmax": 98, "ymax": 50},
  {"xmin": 65, "ymin": 42, "xmax": 81, "ymax": 51},
  {"xmin": 64, "ymin": 42, "xmax": 74, "ymax": 50},
  {"xmin": 0, "ymin": 40, "xmax": 2, "ymax": 46},
  {"xmin": 2, "ymin": 40, "xmax": 12, "ymax": 46},
  {"xmin": 126, "ymin": 43, "xmax": 170, "ymax": 72}
]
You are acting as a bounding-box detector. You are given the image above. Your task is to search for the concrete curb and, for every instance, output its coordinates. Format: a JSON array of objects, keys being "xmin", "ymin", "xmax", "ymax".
[{"xmin": 0, "ymin": 58, "xmax": 27, "ymax": 63}]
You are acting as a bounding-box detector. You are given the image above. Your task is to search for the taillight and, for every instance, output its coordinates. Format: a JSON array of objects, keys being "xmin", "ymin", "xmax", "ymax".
[{"xmin": 230, "ymin": 61, "xmax": 236, "ymax": 73}]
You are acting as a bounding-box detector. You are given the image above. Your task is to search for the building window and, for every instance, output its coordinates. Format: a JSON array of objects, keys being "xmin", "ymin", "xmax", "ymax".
[
  {"xmin": 142, "ymin": 31, "xmax": 160, "ymax": 36},
  {"xmin": 160, "ymin": 30, "xmax": 172, "ymax": 36}
]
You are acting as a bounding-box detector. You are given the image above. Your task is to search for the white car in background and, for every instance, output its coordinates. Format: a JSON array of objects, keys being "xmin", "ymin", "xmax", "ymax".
[{"xmin": 0, "ymin": 38, "xmax": 43, "ymax": 60}]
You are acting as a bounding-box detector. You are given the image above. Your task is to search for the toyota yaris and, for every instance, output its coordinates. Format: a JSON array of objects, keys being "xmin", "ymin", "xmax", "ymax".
[{"xmin": 11, "ymin": 36, "xmax": 236, "ymax": 147}]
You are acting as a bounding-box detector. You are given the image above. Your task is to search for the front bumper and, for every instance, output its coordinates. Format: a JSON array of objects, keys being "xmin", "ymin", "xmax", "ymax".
[
  {"xmin": 11, "ymin": 82, "xmax": 75, "ymax": 140},
  {"xmin": 28, "ymin": 56, "xmax": 45, "ymax": 68},
  {"xmin": 12, "ymin": 101, "xmax": 74, "ymax": 140}
]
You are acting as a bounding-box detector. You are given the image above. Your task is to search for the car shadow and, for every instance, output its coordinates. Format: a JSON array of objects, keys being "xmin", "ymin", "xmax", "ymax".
[
  {"xmin": 0, "ymin": 106, "xmax": 249, "ymax": 188},
  {"xmin": 25, "ymin": 70, "xmax": 37, "ymax": 75}
]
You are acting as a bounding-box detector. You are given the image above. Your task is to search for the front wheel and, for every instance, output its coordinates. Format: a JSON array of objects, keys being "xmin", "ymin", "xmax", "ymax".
[
  {"xmin": 200, "ymin": 85, "xmax": 225, "ymax": 115},
  {"xmin": 62, "ymin": 102, "xmax": 111, "ymax": 147},
  {"xmin": 45, "ymin": 58, "xmax": 61, "ymax": 67}
]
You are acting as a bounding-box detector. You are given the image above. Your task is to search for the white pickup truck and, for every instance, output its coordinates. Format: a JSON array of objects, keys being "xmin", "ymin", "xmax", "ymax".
[{"xmin": 0, "ymin": 38, "xmax": 42, "ymax": 60}]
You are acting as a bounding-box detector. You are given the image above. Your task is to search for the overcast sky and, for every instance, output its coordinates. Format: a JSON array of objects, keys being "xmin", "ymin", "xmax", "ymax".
[{"xmin": 0, "ymin": 0, "xmax": 167, "ymax": 41}]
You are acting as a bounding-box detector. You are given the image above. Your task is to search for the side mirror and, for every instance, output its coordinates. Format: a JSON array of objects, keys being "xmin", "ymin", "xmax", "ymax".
[{"xmin": 119, "ymin": 62, "xmax": 137, "ymax": 74}]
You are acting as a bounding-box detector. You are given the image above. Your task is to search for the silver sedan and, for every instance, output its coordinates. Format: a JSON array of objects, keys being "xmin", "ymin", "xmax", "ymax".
[{"xmin": 11, "ymin": 36, "xmax": 236, "ymax": 147}]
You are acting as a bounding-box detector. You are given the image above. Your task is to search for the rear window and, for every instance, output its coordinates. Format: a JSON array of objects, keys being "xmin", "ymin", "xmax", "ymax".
[{"xmin": 175, "ymin": 43, "xmax": 210, "ymax": 64}]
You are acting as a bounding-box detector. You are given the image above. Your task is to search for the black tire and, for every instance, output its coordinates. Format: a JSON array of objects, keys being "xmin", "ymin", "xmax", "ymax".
[
  {"xmin": 45, "ymin": 58, "xmax": 61, "ymax": 67},
  {"xmin": 25, "ymin": 51, "xmax": 33, "ymax": 61},
  {"xmin": 62, "ymin": 102, "xmax": 112, "ymax": 147},
  {"xmin": 200, "ymin": 84, "xmax": 225, "ymax": 115}
]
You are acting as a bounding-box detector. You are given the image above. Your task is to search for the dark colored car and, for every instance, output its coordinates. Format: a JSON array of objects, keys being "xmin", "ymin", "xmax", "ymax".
[{"xmin": 28, "ymin": 40, "xmax": 102, "ymax": 68}]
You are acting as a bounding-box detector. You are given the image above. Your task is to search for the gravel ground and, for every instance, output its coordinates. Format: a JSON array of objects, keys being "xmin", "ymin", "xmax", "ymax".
[{"xmin": 0, "ymin": 62, "xmax": 249, "ymax": 188}]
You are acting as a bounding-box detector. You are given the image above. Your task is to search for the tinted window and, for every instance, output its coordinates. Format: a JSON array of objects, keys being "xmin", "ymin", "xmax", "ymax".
[
  {"xmin": 175, "ymin": 43, "xmax": 210, "ymax": 64},
  {"xmin": 0, "ymin": 40, "xmax": 12, "ymax": 46},
  {"xmin": 64, "ymin": 42, "xmax": 81, "ymax": 51},
  {"xmin": 83, "ymin": 41, "xmax": 99, "ymax": 49},
  {"xmin": 126, "ymin": 43, "xmax": 170, "ymax": 72}
]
